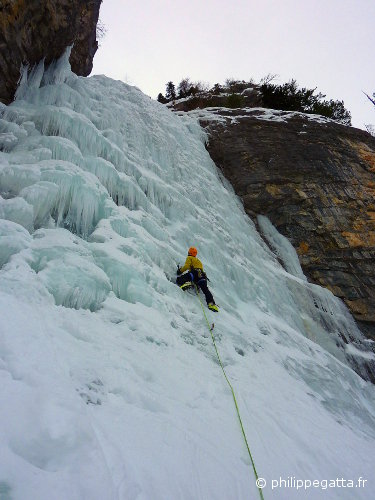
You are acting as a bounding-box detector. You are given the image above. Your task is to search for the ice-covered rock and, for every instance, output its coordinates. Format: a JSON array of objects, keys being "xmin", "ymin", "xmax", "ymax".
[{"xmin": 0, "ymin": 219, "xmax": 31, "ymax": 268}]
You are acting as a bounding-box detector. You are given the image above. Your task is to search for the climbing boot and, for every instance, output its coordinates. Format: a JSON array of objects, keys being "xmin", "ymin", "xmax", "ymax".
[
  {"xmin": 180, "ymin": 281, "xmax": 192, "ymax": 290},
  {"xmin": 208, "ymin": 303, "xmax": 219, "ymax": 312}
]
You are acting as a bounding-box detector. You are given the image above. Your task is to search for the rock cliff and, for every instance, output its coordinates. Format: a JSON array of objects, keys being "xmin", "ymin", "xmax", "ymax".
[
  {"xmin": 192, "ymin": 107, "xmax": 375, "ymax": 340},
  {"xmin": 0, "ymin": 0, "xmax": 101, "ymax": 104}
]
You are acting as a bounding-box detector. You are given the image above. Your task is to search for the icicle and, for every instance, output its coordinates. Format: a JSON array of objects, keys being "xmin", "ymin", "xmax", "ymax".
[
  {"xmin": 14, "ymin": 60, "xmax": 45, "ymax": 102},
  {"xmin": 257, "ymin": 214, "xmax": 307, "ymax": 281},
  {"xmin": 42, "ymin": 47, "xmax": 74, "ymax": 86}
]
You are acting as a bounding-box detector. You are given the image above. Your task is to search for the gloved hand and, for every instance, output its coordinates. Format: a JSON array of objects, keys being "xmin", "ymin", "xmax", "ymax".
[{"xmin": 177, "ymin": 268, "xmax": 181, "ymax": 275}]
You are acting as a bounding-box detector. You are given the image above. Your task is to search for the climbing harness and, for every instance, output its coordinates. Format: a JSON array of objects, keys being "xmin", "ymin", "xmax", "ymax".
[{"xmin": 194, "ymin": 284, "xmax": 265, "ymax": 500}]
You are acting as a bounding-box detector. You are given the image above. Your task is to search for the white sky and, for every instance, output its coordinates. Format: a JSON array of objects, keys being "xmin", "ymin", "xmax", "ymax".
[{"xmin": 92, "ymin": 0, "xmax": 375, "ymax": 129}]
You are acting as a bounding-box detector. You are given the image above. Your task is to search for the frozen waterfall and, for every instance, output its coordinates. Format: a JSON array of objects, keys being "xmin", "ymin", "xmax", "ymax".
[{"xmin": 0, "ymin": 53, "xmax": 374, "ymax": 500}]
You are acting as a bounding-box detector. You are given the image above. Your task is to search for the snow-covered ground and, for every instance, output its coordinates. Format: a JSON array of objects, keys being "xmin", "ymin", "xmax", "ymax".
[
  {"xmin": 187, "ymin": 106, "xmax": 338, "ymax": 126},
  {"xmin": 0, "ymin": 51, "xmax": 374, "ymax": 500}
]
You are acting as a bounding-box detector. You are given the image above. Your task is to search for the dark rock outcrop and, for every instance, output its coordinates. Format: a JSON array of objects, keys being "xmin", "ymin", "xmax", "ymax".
[
  {"xmin": 194, "ymin": 107, "xmax": 375, "ymax": 339},
  {"xmin": 0, "ymin": 0, "xmax": 102, "ymax": 104}
]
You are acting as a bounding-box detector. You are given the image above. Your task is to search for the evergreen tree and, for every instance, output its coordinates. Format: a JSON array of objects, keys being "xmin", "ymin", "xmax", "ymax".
[
  {"xmin": 165, "ymin": 81, "xmax": 176, "ymax": 101},
  {"xmin": 312, "ymin": 99, "xmax": 351, "ymax": 125},
  {"xmin": 157, "ymin": 93, "xmax": 168, "ymax": 104},
  {"xmin": 260, "ymin": 80, "xmax": 351, "ymax": 125},
  {"xmin": 212, "ymin": 83, "xmax": 223, "ymax": 95},
  {"xmin": 226, "ymin": 93, "xmax": 245, "ymax": 108}
]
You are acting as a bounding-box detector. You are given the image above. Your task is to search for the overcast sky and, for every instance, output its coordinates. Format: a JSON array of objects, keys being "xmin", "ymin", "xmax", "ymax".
[{"xmin": 92, "ymin": 0, "xmax": 375, "ymax": 130}]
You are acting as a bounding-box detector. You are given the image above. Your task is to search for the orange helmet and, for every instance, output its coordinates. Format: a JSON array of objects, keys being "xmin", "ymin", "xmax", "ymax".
[{"xmin": 188, "ymin": 247, "xmax": 197, "ymax": 257}]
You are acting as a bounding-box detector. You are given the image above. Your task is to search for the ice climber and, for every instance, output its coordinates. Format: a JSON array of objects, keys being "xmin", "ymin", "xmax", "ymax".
[{"xmin": 176, "ymin": 247, "xmax": 219, "ymax": 312}]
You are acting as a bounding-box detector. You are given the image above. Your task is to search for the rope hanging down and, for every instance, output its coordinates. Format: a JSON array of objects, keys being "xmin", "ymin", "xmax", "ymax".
[{"xmin": 194, "ymin": 285, "xmax": 265, "ymax": 500}]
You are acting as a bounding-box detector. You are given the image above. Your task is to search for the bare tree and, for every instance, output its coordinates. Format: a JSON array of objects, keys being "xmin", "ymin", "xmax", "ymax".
[
  {"xmin": 177, "ymin": 78, "xmax": 192, "ymax": 98},
  {"xmin": 260, "ymin": 73, "xmax": 279, "ymax": 85},
  {"xmin": 194, "ymin": 80, "xmax": 210, "ymax": 93},
  {"xmin": 363, "ymin": 91, "xmax": 375, "ymax": 107},
  {"xmin": 96, "ymin": 19, "xmax": 107, "ymax": 46},
  {"xmin": 363, "ymin": 92, "xmax": 375, "ymax": 136}
]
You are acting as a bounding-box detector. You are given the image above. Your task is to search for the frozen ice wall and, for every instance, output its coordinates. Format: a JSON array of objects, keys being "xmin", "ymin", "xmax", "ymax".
[{"xmin": 0, "ymin": 52, "xmax": 375, "ymax": 499}]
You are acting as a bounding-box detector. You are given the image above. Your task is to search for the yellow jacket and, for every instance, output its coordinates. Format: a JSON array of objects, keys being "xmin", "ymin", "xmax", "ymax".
[{"xmin": 179, "ymin": 255, "xmax": 204, "ymax": 273}]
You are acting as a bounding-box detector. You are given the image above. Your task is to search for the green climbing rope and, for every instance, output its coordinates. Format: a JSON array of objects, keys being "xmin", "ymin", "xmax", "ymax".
[{"xmin": 194, "ymin": 285, "xmax": 265, "ymax": 500}]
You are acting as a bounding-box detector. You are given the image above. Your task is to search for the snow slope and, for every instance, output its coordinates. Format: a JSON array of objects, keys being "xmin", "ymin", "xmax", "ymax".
[{"xmin": 0, "ymin": 51, "xmax": 375, "ymax": 500}]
